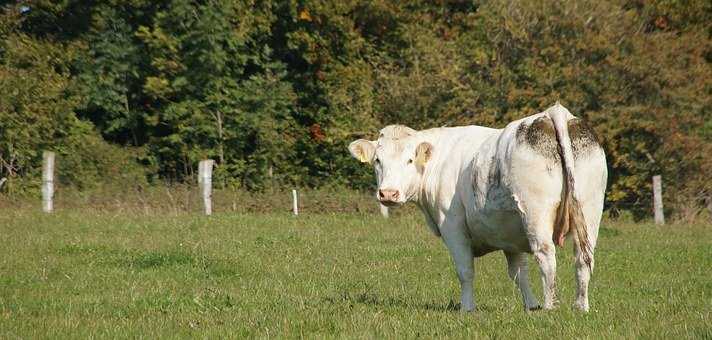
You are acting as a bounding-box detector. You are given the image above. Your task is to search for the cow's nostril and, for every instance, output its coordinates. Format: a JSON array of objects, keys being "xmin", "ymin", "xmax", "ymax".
[{"xmin": 378, "ymin": 189, "xmax": 400, "ymax": 202}]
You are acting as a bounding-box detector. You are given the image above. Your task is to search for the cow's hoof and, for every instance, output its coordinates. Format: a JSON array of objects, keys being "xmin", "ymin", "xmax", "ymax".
[
  {"xmin": 459, "ymin": 305, "xmax": 476, "ymax": 313},
  {"xmin": 573, "ymin": 302, "xmax": 589, "ymax": 312},
  {"xmin": 526, "ymin": 305, "xmax": 543, "ymax": 312},
  {"xmin": 542, "ymin": 301, "xmax": 559, "ymax": 310}
]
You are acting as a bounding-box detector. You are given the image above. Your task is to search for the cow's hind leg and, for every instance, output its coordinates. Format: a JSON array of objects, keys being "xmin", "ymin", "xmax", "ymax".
[
  {"xmin": 533, "ymin": 241, "xmax": 557, "ymax": 309},
  {"xmin": 573, "ymin": 241, "xmax": 594, "ymax": 311},
  {"xmin": 572, "ymin": 184, "xmax": 604, "ymax": 312},
  {"xmin": 505, "ymin": 252, "xmax": 540, "ymax": 310},
  {"xmin": 573, "ymin": 212, "xmax": 600, "ymax": 311},
  {"xmin": 526, "ymin": 219, "xmax": 559, "ymax": 310}
]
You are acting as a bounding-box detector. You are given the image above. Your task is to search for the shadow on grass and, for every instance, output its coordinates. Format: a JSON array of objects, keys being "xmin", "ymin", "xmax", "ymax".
[
  {"xmin": 123, "ymin": 249, "xmax": 239, "ymax": 277},
  {"xmin": 324, "ymin": 290, "xmax": 495, "ymax": 313},
  {"xmin": 57, "ymin": 243, "xmax": 238, "ymax": 277},
  {"xmin": 130, "ymin": 249, "xmax": 195, "ymax": 269}
]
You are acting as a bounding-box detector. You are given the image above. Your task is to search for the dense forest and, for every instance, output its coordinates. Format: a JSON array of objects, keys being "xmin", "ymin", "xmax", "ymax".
[{"xmin": 0, "ymin": 0, "xmax": 710, "ymax": 220}]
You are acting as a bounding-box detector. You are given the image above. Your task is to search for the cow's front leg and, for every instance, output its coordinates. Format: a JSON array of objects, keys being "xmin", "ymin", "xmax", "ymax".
[{"xmin": 441, "ymin": 228, "xmax": 475, "ymax": 312}]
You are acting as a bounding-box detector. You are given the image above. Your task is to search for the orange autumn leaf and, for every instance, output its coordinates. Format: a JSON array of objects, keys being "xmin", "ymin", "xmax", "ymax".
[{"xmin": 299, "ymin": 8, "xmax": 312, "ymax": 21}]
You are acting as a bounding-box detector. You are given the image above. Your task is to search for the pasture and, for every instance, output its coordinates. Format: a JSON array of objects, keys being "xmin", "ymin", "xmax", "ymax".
[{"xmin": 1, "ymin": 207, "xmax": 710, "ymax": 338}]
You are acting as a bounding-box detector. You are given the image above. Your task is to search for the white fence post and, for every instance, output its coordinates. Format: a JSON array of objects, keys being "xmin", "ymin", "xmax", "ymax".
[
  {"xmin": 292, "ymin": 189, "xmax": 298, "ymax": 216},
  {"xmin": 379, "ymin": 203, "xmax": 389, "ymax": 218},
  {"xmin": 653, "ymin": 175, "xmax": 664, "ymax": 225},
  {"xmin": 42, "ymin": 151, "xmax": 55, "ymax": 213},
  {"xmin": 198, "ymin": 159, "xmax": 214, "ymax": 215}
]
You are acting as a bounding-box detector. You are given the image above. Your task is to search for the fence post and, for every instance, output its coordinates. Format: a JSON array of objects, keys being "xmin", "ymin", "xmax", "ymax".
[
  {"xmin": 292, "ymin": 189, "xmax": 298, "ymax": 216},
  {"xmin": 42, "ymin": 151, "xmax": 55, "ymax": 213},
  {"xmin": 653, "ymin": 175, "xmax": 664, "ymax": 225},
  {"xmin": 379, "ymin": 203, "xmax": 389, "ymax": 218},
  {"xmin": 0, "ymin": 177, "xmax": 6, "ymax": 191},
  {"xmin": 198, "ymin": 159, "xmax": 214, "ymax": 215}
]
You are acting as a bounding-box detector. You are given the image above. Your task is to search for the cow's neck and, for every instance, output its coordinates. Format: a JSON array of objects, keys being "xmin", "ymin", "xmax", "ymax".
[{"xmin": 413, "ymin": 130, "xmax": 448, "ymax": 225}]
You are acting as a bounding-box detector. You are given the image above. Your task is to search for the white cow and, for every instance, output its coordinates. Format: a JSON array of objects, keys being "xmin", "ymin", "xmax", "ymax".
[{"xmin": 348, "ymin": 103, "xmax": 607, "ymax": 312}]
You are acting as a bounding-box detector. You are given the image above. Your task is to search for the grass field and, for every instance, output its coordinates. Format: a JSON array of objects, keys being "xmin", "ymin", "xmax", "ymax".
[{"xmin": 1, "ymin": 207, "xmax": 710, "ymax": 338}]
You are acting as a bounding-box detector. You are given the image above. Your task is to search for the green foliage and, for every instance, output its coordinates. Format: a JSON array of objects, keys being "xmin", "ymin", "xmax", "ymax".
[
  {"xmin": 54, "ymin": 125, "xmax": 149, "ymax": 191},
  {"xmin": 76, "ymin": 4, "xmax": 143, "ymax": 144},
  {"xmin": 0, "ymin": 0, "xmax": 710, "ymax": 218},
  {"xmin": 136, "ymin": 0, "xmax": 297, "ymax": 188},
  {"xmin": 0, "ymin": 30, "xmax": 79, "ymax": 186},
  {"xmin": 0, "ymin": 7, "xmax": 147, "ymax": 193}
]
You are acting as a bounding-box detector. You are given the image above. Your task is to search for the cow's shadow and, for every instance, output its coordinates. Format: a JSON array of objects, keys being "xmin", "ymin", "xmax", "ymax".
[{"xmin": 323, "ymin": 291, "xmax": 494, "ymax": 313}]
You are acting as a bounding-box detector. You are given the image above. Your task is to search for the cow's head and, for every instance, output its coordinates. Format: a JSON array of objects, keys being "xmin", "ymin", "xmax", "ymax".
[{"xmin": 348, "ymin": 125, "xmax": 432, "ymax": 207}]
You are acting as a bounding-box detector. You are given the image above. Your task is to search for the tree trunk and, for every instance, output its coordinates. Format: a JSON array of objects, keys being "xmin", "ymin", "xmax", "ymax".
[{"xmin": 214, "ymin": 111, "xmax": 225, "ymax": 165}]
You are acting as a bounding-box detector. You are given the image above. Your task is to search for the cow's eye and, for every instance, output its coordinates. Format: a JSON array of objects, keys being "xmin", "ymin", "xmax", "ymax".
[
  {"xmin": 374, "ymin": 158, "xmax": 380, "ymax": 164},
  {"xmin": 407, "ymin": 159, "xmax": 413, "ymax": 164}
]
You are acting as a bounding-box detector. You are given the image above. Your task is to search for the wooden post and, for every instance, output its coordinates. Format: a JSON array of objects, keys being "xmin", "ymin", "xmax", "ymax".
[
  {"xmin": 379, "ymin": 203, "xmax": 389, "ymax": 218},
  {"xmin": 653, "ymin": 175, "xmax": 664, "ymax": 225},
  {"xmin": 42, "ymin": 151, "xmax": 55, "ymax": 213},
  {"xmin": 292, "ymin": 189, "xmax": 298, "ymax": 216},
  {"xmin": 198, "ymin": 159, "xmax": 214, "ymax": 215}
]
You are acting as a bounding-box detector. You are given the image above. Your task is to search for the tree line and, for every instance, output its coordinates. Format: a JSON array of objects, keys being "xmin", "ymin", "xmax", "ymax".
[{"xmin": 0, "ymin": 0, "xmax": 710, "ymax": 220}]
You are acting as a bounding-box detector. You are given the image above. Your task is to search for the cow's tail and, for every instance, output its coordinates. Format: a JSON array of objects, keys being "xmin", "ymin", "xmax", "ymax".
[{"xmin": 547, "ymin": 103, "xmax": 592, "ymax": 269}]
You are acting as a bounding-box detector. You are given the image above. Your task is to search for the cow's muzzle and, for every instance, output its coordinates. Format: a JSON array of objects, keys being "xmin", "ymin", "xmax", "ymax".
[{"xmin": 378, "ymin": 189, "xmax": 401, "ymax": 206}]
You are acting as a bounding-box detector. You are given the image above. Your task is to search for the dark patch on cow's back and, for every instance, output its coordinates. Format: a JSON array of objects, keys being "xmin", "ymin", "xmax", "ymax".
[
  {"xmin": 517, "ymin": 116, "xmax": 601, "ymax": 161},
  {"xmin": 516, "ymin": 116, "xmax": 560, "ymax": 162},
  {"xmin": 568, "ymin": 118, "xmax": 601, "ymax": 159}
]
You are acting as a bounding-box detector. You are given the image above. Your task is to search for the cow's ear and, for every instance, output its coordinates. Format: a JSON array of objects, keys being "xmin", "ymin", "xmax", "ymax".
[
  {"xmin": 348, "ymin": 139, "xmax": 376, "ymax": 164},
  {"xmin": 415, "ymin": 142, "xmax": 433, "ymax": 168}
]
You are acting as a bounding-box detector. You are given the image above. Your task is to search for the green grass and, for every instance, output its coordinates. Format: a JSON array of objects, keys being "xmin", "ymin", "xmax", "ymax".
[{"xmin": 1, "ymin": 208, "xmax": 710, "ymax": 338}]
